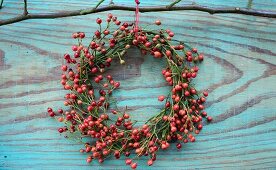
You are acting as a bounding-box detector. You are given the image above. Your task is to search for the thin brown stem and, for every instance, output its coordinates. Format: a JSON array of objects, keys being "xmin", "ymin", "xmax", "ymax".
[
  {"xmin": 1, "ymin": 4, "xmax": 276, "ymax": 26},
  {"xmin": 23, "ymin": 0, "xmax": 28, "ymax": 15}
]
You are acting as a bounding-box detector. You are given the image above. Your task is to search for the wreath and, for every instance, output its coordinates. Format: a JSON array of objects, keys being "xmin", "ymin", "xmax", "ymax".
[{"xmin": 47, "ymin": 12, "xmax": 212, "ymax": 169}]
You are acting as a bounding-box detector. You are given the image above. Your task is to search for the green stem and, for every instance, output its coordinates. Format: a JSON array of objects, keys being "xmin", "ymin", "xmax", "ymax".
[
  {"xmin": 247, "ymin": 0, "xmax": 253, "ymax": 9},
  {"xmin": 80, "ymin": 0, "xmax": 105, "ymax": 15},
  {"xmin": 167, "ymin": 0, "xmax": 182, "ymax": 8},
  {"xmin": 0, "ymin": 0, "xmax": 4, "ymax": 9}
]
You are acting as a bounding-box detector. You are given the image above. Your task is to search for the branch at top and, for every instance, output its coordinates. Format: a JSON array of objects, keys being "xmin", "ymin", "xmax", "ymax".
[{"xmin": 1, "ymin": 4, "xmax": 276, "ymax": 26}]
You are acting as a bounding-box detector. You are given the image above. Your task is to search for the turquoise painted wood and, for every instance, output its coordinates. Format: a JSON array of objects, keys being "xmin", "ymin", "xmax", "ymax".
[{"xmin": 0, "ymin": 0, "xmax": 276, "ymax": 169}]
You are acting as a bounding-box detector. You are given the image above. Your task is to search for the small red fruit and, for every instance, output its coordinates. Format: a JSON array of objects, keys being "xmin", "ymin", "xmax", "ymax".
[
  {"xmin": 207, "ymin": 116, "xmax": 212, "ymax": 122},
  {"xmin": 131, "ymin": 162, "xmax": 137, "ymax": 169},
  {"xmin": 198, "ymin": 54, "xmax": 204, "ymax": 61},
  {"xmin": 155, "ymin": 20, "xmax": 161, "ymax": 25},
  {"xmin": 79, "ymin": 32, "xmax": 85, "ymax": 39},
  {"xmin": 125, "ymin": 158, "xmax": 132, "ymax": 165},
  {"xmin": 61, "ymin": 65, "xmax": 67, "ymax": 71},
  {"xmin": 114, "ymin": 82, "xmax": 120, "ymax": 88},
  {"xmin": 49, "ymin": 111, "xmax": 55, "ymax": 117},
  {"xmin": 96, "ymin": 18, "xmax": 102, "ymax": 24},
  {"xmin": 147, "ymin": 159, "xmax": 153, "ymax": 166},
  {"xmin": 47, "ymin": 107, "xmax": 53, "ymax": 113},
  {"xmin": 158, "ymin": 95, "xmax": 165, "ymax": 102},
  {"xmin": 154, "ymin": 51, "xmax": 162, "ymax": 58},
  {"xmin": 103, "ymin": 30, "xmax": 110, "ymax": 35},
  {"xmin": 176, "ymin": 143, "xmax": 182, "ymax": 149},
  {"xmin": 58, "ymin": 128, "xmax": 64, "ymax": 133}
]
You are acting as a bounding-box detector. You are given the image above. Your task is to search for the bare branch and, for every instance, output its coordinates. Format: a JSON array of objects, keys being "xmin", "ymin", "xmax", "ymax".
[
  {"xmin": 1, "ymin": 4, "xmax": 276, "ymax": 26},
  {"xmin": 23, "ymin": 0, "xmax": 28, "ymax": 15}
]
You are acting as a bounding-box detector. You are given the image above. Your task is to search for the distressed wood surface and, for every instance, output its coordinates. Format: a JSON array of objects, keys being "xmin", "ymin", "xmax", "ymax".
[{"xmin": 0, "ymin": 0, "xmax": 276, "ymax": 169}]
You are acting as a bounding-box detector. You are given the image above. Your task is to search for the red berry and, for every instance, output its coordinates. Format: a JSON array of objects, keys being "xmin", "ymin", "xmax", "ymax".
[
  {"xmin": 94, "ymin": 77, "xmax": 100, "ymax": 83},
  {"xmin": 207, "ymin": 116, "xmax": 212, "ymax": 122},
  {"xmin": 49, "ymin": 111, "xmax": 55, "ymax": 117},
  {"xmin": 87, "ymin": 105, "xmax": 93, "ymax": 112},
  {"xmin": 158, "ymin": 95, "xmax": 165, "ymax": 102},
  {"xmin": 125, "ymin": 158, "xmax": 132, "ymax": 165},
  {"xmin": 197, "ymin": 124, "xmax": 203, "ymax": 130},
  {"xmin": 115, "ymin": 20, "xmax": 121, "ymax": 25},
  {"xmin": 72, "ymin": 33, "xmax": 78, "ymax": 39},
  {"xmin": 171, "ymin": 126, "xmax": 177, "ymax": 132},
  {"xmin": 108, "ymin": 13, "xmax": 113, "ymax": 18},
  {"xmin": 173, "ymin": 104, "xmax": 179, "ymax": 111},
  {"xmin": 165, "ymin": 50, "xmax": 172, "ymax": 57},
  {"xmin": 147, "ymin": 159, "xmax": 153, "ymax": 166},
  {"xmin": 96, "ymin": 18, "xmax": 102, "ymax": 24},
  {"xmin": 182, "ymin": 83, "xmax": 188, "ymax": 89},
  {"xmin": 176, "ymin": 143, "xmax": 182, "ymax": 149},
  {"xmin": 64, "ymin": 53, "xmax": 70, "ymax": 60},
  {"xmin": 103, "ymin": 30, "xmax": 110, "ymax": 35},
  {"xmin": 154, "ymin": 51, "xmax": 162, "ymax": 58},
  {"xmin": 165, "ymin": 102, "xmax": 170, "ymax": 108},
  {"xmin": 120, "ymin": 26, "xmax": 125, "ymax": 31},
  {"xmin": 61, "ymin": 65, "xmax": 67, "ymax": 71},
  {"xmin": 131, "ymin": 162, "xmax": 137, "ymax": 169},
  {"xmin": 203, "ymin": 91, "xmax": 208, "ymax": 97},
  {"xmin": 47, "ymin": 107, "xmax": 53, "ymax": 113},
  {"xmin": 95, "ymin": 30, "xmax": 101, "ymax": 37},
  {"xmin": 58, "ymin": 128, "xmax": 64, "ymax": 133},
  {"xmin": 86, "ymin": 157, "xmax": 92, "ymax": 163},
  {"xmin": 198, "ymin": 54, "xmax": 204, "ymax": 61},
  {"xmin": 114, "ymin": 82, "xmax": 120, "ymax": 88},
  {"xmin": 91, "ymin": 67, "xmax": 98, "ymax": 74},
  {"xmin": 201, "ymin": 111, "xmax": 207, "ymax": 117},
  {"xmin": 72, "ymin": 45, "xmax": 78, "ymax": 51},
  {"xmin": 79, "ymin": 32, "xmax": 85, "ymax": 39},
  {"xmin": 155, "ymin": 20, "xmax": 161, "ymax": 25},
  {"xmin": 58, "ymin": 109, "xmax": 63, "ymax": 114},
  {"xmin": 184, "ymin": 91, "xmax": 190, "ymax": 96},
  {"xmin": 169, "ymin": 32, "xmax": 174, "ymax": 37}
]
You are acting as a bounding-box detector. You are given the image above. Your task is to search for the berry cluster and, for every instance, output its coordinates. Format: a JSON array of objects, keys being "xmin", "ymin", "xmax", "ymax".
[{"xmin": 47, "ymin": 14, "xmax": 212, "ymax": 169}]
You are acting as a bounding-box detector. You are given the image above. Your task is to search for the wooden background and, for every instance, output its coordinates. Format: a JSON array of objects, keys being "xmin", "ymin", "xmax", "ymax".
[{"xmin": 0, "ymin": 0, "xmax": 276, "ymax": 169}]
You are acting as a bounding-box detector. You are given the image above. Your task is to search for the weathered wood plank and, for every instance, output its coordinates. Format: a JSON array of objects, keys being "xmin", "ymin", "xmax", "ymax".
[{"xmin": 0, "ymin": 0, "xmax": 276, "ymax": 169}]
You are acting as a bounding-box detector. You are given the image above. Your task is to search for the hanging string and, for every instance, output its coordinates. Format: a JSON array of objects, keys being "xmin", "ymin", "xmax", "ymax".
[{"xmin": 134, "ymin": 0, "xmax": 140, "ymax": 38}]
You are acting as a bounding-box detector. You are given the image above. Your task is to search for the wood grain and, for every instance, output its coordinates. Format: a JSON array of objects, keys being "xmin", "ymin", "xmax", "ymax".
[{"xmin": 0, "ymin": 0, "xmax": 276, "ymax": 169}]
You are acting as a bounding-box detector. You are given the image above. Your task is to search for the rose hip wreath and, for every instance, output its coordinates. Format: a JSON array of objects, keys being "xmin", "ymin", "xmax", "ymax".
[{"xmin": 47, "ymin": 13, "xmax": 212, "ymax": 169}]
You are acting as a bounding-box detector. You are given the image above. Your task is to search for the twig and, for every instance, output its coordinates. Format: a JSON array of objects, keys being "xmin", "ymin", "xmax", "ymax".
[
  {"xmin": 247, "ymin": 0, "xmax": 253, "ymax": 9},
  {"xmin": 1, "ymin": 4, "xmax": 276, "ymax": 26},
  {"xmin": 0, "ymin": 0, "xmax": 3, "ymax": 9},
  {"xmin": 80, "ymin": 0, "xmax": 104, "ymax": 15},
  {"xmin": 23, "ymin": 0, "xmax": 28, "ymax": 15},
  {"xmin": 109, "ymin": 0, "xmax": 114, "ymax": 5},
  {"xmin": 167, "ymin": 0, "xmax": 182, "ymax": 9}
]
